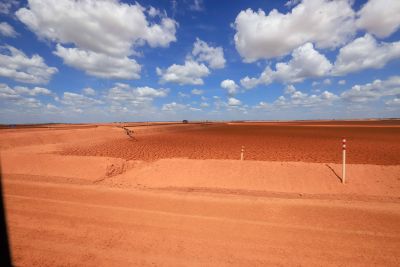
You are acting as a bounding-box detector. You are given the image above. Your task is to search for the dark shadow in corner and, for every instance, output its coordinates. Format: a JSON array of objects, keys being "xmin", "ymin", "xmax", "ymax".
[
  {"xmin": 0, "ymin": 166, "xmax": 13, "ymax": 267},
  {"xmin": 325, "ymin": 164, "xmax": 343, "ymax": 183}
]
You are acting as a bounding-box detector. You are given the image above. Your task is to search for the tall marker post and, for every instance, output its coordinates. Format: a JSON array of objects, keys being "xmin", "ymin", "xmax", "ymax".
[
  {"xmin": 342, "ymin": 138, "xmax": 346, "ymax": 184},
  {"xmin": 241, "ymin": 146, "xmax": 245, "ymax": 161}
]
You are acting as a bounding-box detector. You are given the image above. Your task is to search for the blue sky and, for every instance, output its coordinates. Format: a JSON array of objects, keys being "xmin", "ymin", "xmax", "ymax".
[{"xmin": 0, "ymin": 0, "xmax": 399, "ymax": 123}]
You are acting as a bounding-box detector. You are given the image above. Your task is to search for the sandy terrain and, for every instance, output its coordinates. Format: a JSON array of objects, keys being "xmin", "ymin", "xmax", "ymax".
[{"xmin": 1, "ymin": 121, "xmax": 400, "ymax": 266}]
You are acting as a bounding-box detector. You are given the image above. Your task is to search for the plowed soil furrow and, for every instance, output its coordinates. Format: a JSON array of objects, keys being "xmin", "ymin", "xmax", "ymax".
[{"xmin": 60, "ymin": 124, "xmax": 400, "ymax": 164}]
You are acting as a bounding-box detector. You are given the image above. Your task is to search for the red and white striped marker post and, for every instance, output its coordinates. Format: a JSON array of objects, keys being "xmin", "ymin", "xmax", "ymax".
[{"xmin": 342, "ymin": 138, "xmax": 346, "ymax": 184}]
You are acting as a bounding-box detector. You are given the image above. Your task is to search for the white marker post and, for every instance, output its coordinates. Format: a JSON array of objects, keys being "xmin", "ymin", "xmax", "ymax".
[
  {"xmin": 342, "ymin": 138, "xmax": 346, "ymax": 184},
  {"xmin": 241, "ymin": 146, "xmax": 245, "ymax": 161}
]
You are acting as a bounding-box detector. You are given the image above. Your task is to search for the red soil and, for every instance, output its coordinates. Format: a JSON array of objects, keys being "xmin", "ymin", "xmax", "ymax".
[
  {"xmin": 1, "ymin": 121, "xmax": 400, "ymax": 266},
  {"xmin": 61, "ymin": 123, "xmax": 400, "ymax": 165}
]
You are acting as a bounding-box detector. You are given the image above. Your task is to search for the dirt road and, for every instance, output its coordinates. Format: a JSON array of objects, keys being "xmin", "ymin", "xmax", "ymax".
[{"xmin": 4, "ymin": 176, "xmax": 400, "ymax": 267}]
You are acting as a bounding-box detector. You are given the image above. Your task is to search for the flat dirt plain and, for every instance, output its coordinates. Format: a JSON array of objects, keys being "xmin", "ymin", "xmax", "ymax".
[{"xmin": 1, "ymin": 120, "xmax": 400, "ymax": 266}]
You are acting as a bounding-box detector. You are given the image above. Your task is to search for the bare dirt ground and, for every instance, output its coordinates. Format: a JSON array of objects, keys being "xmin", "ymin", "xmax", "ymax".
[
  {"xmin": 1, "ymin": 120, "xmax": 400, "ymax": 266},
  {"xmin": 62, "ymin": 121, "xmax": 400, "ymax": 164}
]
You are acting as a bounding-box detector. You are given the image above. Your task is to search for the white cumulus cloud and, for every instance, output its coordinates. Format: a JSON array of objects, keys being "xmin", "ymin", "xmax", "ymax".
[
  {"xmin": 54, "ymin": 45, "xmax": 141, "ymax": 79},
  {"xmin": 356, "ymin": 0, "xmax": 400, "ymax": 38},
  {"xmin": 157, "ymin": 60, "xmax": 210, "ymax": 85},
  {"xmin": 0, "ymin": 0, "xmax": 19, "ymax": 15},
  {"xmin": 17, "ymin": 0, "xmax": 177, "ymax": 57},
  {"xmin": 340, "ymin": 76, "xmax": 400, "ymax": 103},
  {"xmin": 228, "ymin": 97, "xmax": 241, "ymax": 106},
  {"xmin": 200, "ymin": 102, "xmax": 209, "ymax": 108},
  {"xmin": 192, "ymin": 38, "xmax": 226, "ymax": 69},
  {"xmin": 82, "ymin": 87, "xmax": 96, "ymax": 96},
  {"xmin": 59, "ymin": 92, "xmax": 103, "ymax": 107},
  {"xmin": 0, "ymin": 83, "xmax": 49, "ymax": 109},
  {"xmin": 220, "ymin": 79, "xmax": 239, "ymax": 95},
  {"xmin": 233, "ymin": 0, "xmax": 356, "ymax": 62},
  {"xmin": 0, "ymin": 83, "xmax": 52, "ymax": 99},
  {"xmin": 162, "ymin": 102, "xmax": 187, "ymax": 111},
  {"xmin": 46, "ymin": 103, "xmax": 60, "ymax": 112},
  {"xmin": 260, "ymin": 85, "xmax": 338, "ymax": 109},
  {"xmin": 385, "ymin": 97, "xmax": 400, "ymax": 106},
  {"xmin": 332, "ymin": 34, "xmax": 400, "ymax": 76},
  {"xmin": 136, "ymin": 86, "xmax": 169, "ymax": 98},
  {"xmin": 0, "ymin": 22, "xmax": 17, "ymax": 37},
  {"xmin": 13, "ymin": 86, "xmax": 52, "ymax": 96},
  {"xmin": 157, "ymin": 38, "xmax": 225, "ymax": 85},
  {"xmin": 17, "ymin": 0, "xmax": 177, "ymax": 79},
  {"xmin": 106, "ymin": 83, "xmax": 168, "ymax": 111},
  {"xmin": 241, "ymin": 43, "xmax": 332, "ymax": 88},
  {"xmin": 0, "ymin": 45, "xmax": 58, "ymax": 84},
  {"xmin": 191, "ymin": 89, "xmax": 204, "ymax": 95}
]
